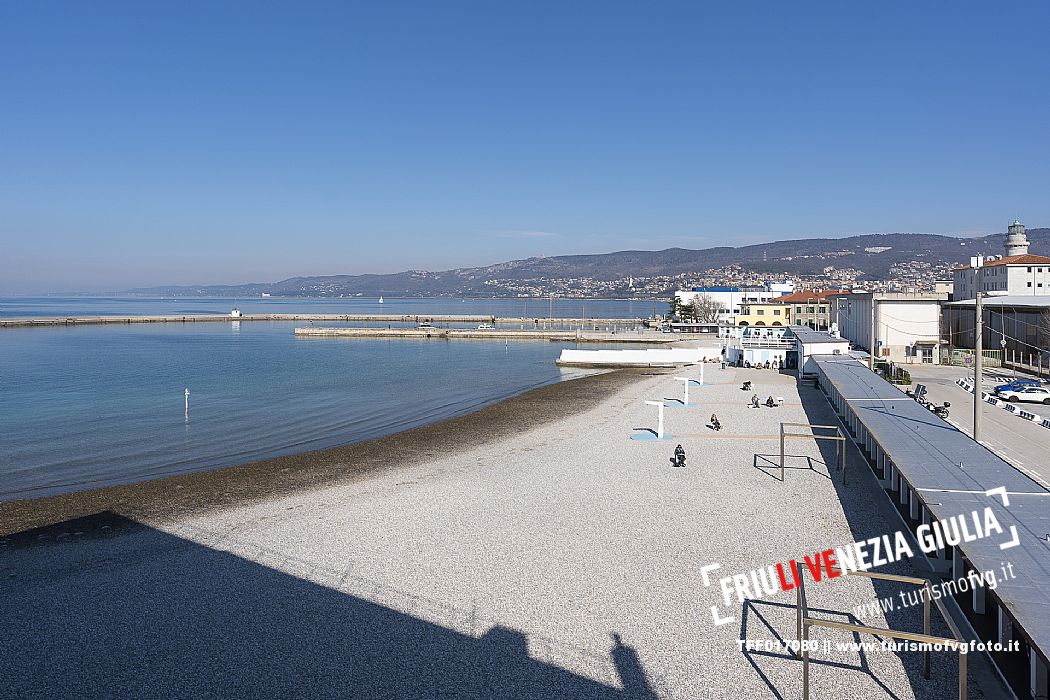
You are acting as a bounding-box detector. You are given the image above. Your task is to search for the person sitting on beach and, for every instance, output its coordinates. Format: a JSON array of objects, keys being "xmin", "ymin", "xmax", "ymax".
[
  {"xmin": 765, "ymin": 395, "xmax": 776, "ymax": 407},
  {"xmin": 751, "ymin": 394, "xmax": 760, "ymax": 408},
  {"xmin": 670, "ymin": 444, "xmax": 686, "ymax": 468},
  {"xmin": 710, "ymin": 414, "xmax": 722, "ymax": 431},
  {"xmin": 742, "ymin": 380, "xmax": 752, "ymax": 391}
]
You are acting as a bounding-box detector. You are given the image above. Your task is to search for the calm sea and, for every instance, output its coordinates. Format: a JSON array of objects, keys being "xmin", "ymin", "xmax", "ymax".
[
  {"xmin": 0, "ymin": 297, "xmax": 660, "ymax": 501},
  {"xmin": 0, "ymin": 295, "xmax": 666, "ymax": 319}
]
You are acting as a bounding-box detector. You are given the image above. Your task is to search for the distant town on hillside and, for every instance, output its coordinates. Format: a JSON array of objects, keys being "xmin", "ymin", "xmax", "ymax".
[{"xmin": 123, "ymin": 228, "xmax": 1049, "ymax": 299}]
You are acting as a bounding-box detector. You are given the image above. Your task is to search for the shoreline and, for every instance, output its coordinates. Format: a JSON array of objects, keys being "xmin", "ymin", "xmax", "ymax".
[{"xmin": 0, "ymin": 369, "xmax": 656, "ymax": 538}]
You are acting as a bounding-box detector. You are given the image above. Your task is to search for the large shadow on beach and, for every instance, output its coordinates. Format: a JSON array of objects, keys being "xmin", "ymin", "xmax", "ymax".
[{"xmin": 0, "ymin": 513, "xmax": 657, "ymax": 700}]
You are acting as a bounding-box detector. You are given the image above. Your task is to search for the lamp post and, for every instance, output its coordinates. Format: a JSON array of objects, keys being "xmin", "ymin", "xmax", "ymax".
[{"xmin": 974, "ymin": 292, "xmax": 983, "ymax": 442}]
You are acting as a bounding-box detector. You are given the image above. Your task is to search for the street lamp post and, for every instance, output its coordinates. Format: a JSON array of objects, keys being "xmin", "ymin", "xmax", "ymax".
[{"xmin": 974, "ymin": 292, "xmax": 983, "ymax": 442}]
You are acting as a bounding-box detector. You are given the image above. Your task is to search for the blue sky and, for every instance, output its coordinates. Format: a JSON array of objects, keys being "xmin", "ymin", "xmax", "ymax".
[{"xmin": 1, "ymin": 1, "xmax": 1048, "ymax": 292}]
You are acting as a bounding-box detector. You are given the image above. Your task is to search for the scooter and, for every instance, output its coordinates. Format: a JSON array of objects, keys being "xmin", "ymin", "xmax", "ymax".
[{"xmin": 933, "ymin": 401, "xmax": 950, "ymax": 418}]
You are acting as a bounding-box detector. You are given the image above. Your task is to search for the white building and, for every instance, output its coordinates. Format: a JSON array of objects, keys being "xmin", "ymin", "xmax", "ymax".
[
  {"xmin": 725, "ymin": 325, "xmax": 792, "ymax": 367},
  {"xmin": 784, "ymin": 326, "xmax": 852, "ymax": 377},
  {"xmin": 674, "ymin": 280, "xmax": 795, "ymax": 325},
  {"xmin": 828, "ymin": 292, "xmax": 946, "ymax": 364},
  {"xmin": 952, "ymin": 221, "xmax": 1050, "ymax": 299}
]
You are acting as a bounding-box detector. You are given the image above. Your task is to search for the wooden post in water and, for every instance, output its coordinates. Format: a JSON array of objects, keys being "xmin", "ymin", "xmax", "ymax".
[{"xmin": 184, "ymin": 388, "xmax": 190, "ymax": 418}]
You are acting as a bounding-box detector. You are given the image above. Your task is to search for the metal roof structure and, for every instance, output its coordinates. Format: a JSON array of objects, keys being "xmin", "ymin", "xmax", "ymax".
[
  {"xmin": 945, "ymin": 295, "xmax": 1050, "ymax": 309},
  {"xmin": 811, "ymin": 355, "xmax": 1050, "ymax": 658},
  {"xmin": 784, "ymin": 326, "xmax": 848, "ymax": 345}
]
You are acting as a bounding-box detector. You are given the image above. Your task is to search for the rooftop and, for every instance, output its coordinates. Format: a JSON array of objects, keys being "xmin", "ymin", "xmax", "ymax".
[
  {"xmin": 953, "ymin": 253, "xmax": 1050, "ymax": 271},
  {"xmin": 811, "ymin": 355, "xmax": 1050, "ymax": 657},
  {"xmin": 946, "ymin": 295, "xmax": 1050, "ymax": 308},
  {"xmin": 784, "ymin": 326, "xmax": 848, "ymax": 344},
  {"xmin": 771, "ymin": 289, "xmax": 850, "ymax": 304}
]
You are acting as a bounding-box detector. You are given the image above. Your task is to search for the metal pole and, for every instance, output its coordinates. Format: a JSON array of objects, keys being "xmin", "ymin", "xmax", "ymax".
[
  {"xmin": 923, "ymin": 582, "xmax": 932, "ymax": 680},
  {"xmin": 959, "ymin": 649, "xmax": 968, "ymax": 700},
  {"xmin": 974, "ymin": 293, "xmax": 983, "ymax": 442},
  {"xmin": 802, "ymin": 621, "xmax": 810, "ymax": 700},
  {"xmin": 869, "ymin": 295, "xmax": 877, "ymax": 371},
  {"xmin": 795, "ymin": 569, "xmax": 802, "ymax": 653},
  {"xmin": 780, "ymin": 425, "xmax": 786, "ymax": 482},
  {"xmin": 840, "ymin": 435, "xmax": 846, "ymax": 484}
]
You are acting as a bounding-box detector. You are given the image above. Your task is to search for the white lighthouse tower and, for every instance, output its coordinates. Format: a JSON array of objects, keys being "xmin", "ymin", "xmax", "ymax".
[{"xmin": 1004, "ymin": 220, "xmax": 1030, "ymax": 257}]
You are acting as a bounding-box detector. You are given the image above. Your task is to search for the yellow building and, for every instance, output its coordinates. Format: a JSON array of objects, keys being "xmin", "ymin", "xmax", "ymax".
[{"xmin": 736, "ymin": 302, "xmax": 790, "ymax": 327}]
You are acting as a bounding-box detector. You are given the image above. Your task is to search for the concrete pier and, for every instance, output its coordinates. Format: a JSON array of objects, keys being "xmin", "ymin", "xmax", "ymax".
[
  {"xmin": 0, "ymin": 314, "xmax": 645, "ymax": 329},
  {"xmin": 293, "ymin": 326, "xmax": 672, "ymax": 343}
]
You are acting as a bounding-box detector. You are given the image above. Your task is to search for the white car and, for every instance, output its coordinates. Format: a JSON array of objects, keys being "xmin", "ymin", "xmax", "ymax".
[{"xmin": 997, "ymin": 386, "xmax": 1050, "ymax": 405}]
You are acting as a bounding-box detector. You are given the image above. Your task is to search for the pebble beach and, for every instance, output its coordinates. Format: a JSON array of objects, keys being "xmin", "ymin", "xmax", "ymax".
[{"xmin": 1, "ymin": 364, "xmax": 989, "ymax": 698}]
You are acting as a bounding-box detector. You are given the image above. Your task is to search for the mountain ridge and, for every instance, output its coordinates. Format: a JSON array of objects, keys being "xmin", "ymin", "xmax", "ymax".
[{"xmin": 124, "ymin": 228, "xmax": 1050, "ymax": 298}]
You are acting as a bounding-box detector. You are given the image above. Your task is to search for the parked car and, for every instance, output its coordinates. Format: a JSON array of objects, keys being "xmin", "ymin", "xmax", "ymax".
[
  {"xmin": 997, "ymin": 386, "xmax": 1050, "ymax": 405},
  {"xmin": 994, "ymin": 378, "xmax": 1042, "ymax": 394}
]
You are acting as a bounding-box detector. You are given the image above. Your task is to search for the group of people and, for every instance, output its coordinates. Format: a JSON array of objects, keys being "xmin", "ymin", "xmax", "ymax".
[
  {"xmin": 741, "ymin": 359, "xmax": 779, "ymax": 370},
  {"xmin": 750, "ymin": 393, "xmax": 778, "ymax": 408}
]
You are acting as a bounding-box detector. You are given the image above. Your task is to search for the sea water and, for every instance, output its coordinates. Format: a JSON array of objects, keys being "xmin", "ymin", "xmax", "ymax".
[{"xmin": 0, "ymin": 298, "xmax": 657, "ymax": 500}]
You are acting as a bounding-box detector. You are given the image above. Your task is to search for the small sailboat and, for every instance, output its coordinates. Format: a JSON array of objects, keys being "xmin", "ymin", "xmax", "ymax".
[{"xmin": 379, "ymin": 296, "xmax": 384, "ymax": 304}]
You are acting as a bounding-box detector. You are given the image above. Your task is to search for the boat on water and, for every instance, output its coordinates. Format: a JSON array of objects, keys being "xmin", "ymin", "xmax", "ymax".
[
  {"xmin": 418, "ymin": 321, "xmax": 434, "ymax": 329},
  {"xmin": 379, "ymin": 296, "xmax": 384, "ymax": 304}
]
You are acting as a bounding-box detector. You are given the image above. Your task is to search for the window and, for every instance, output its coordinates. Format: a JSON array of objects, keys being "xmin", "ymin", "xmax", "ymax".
[
  {"xmin": 1028, "ymin": 282, "xmax": 1033, "ymax": 287},
  {"xmin": 807, "ymin": 306, "xmax": 815, "ymax": 313},
  {"xmin": 756, "ymin": 309, "xmax": 764, "ymax": 315},
  {"xmin": 795, "ymin": 306, "xmax": 802, "ymax": 313},
  {"xmin": 773, "ymin": 309, "xmax": 781, "ymax": 315}
]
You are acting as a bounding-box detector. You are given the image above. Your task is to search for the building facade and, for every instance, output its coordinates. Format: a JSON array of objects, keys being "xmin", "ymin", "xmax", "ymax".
[
  {"xmin": 952, "ymin": 221, "xmax": 1050, "ymax": 299},
  {"xmin": 942, "ymin": 296, "xmax": 1050, "ymax": 372},
  {"xmin": 674, "ymin": 281, "xmax": 795, "ymax": 325},
  {"xmin": 828, "ymin": 292, "xmax": 946, "ymax": 364},
  {"xmin": 770, "ymin": 289, "xmax": 848, "ymax": 330},
  {"xmin": 735, "ymin": 302, "xmax": 790, "ymax": 326}
]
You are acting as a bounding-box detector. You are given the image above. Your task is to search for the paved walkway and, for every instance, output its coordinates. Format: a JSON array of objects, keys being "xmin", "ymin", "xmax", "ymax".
[
  {"xmin": 2, "ymin": 366, "xmax": 990, "ymax": 698},
  {"xmin": 904, "ymin": 363, "xmax": 1050, "ymax": 490}
]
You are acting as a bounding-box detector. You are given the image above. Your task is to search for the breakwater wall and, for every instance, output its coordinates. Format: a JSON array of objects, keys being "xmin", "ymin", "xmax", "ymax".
[
  {"xmin": 293, "ymin": 327, "xmax": 672, "ymax": 343},
  {"xmin": 0, "ymin": 314, "xmax": 646, "ymax": 329}
]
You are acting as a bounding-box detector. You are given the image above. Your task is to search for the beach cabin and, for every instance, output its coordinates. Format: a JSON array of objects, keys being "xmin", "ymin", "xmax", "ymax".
[{"xmin": 783, "ymin": 326, "xmax": 850, "ymax": 376}]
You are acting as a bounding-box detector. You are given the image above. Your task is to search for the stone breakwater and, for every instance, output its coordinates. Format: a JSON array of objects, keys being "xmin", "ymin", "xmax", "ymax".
[
  {"xmin": 293, "ymin": 326, "xmax": 672, "ymax": 343},
  {"xmin": 0, "ymin": 313, "xmax": 647, "ymax": 329}
]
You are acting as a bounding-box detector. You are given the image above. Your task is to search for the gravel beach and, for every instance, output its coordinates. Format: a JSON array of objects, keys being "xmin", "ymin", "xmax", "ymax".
[{"xmin": 1, "ymin": 365, "xmax": 987, "ymax": 698}]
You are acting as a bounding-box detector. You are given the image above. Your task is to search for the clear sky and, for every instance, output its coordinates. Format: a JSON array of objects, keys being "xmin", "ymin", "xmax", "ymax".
[{"xmin": 2, "ymin": 1, "xmax": 1048, "ymax": 293}]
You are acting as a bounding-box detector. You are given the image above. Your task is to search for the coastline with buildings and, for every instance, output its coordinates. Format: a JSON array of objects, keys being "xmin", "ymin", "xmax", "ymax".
[
  {"xmin": 7, "ymin": 324, "xmax": 1046, "ymax": 698},
  {"xmin": 4, "ymin": 226, "xmax": 1050, "ymax": 699},
  {"xmin": 7, "ymin": 4, "xmax": 1050, "ymax": 698}
]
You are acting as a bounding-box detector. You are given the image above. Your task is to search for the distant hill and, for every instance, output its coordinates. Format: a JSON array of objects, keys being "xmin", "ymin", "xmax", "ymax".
[{"xmin": 124, "ymin": 228, "xmax": 1050, "ymax": 298}]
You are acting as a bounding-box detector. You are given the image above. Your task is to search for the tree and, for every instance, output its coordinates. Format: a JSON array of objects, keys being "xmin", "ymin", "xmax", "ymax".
[
  {"xmin": 683, "ymin": 293, "xmax": 724, "ymax": 323},
  {"xmin": 667, "ymin": 296, "xmax": 682, "ymax": 320}
]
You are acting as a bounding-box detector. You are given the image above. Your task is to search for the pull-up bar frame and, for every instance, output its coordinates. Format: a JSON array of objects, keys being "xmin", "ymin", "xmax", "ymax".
[{"xmin": 779, "ymin": 422, "xmax": 846, "ymax": 483}]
